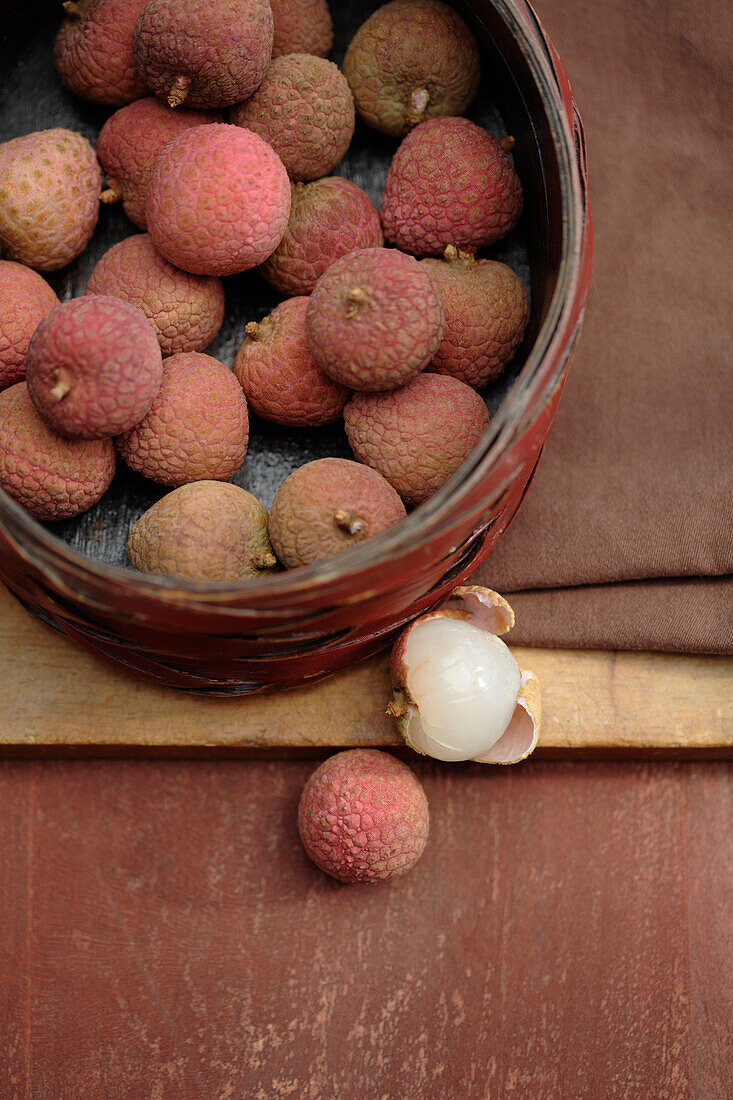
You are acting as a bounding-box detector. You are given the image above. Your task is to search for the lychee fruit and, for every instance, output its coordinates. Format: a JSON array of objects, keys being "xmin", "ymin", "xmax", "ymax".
[
  {"xmin": 86, "ymin": 235, "xmax": 225, "ymax": 357},
  {"xmin": 270, "ymin": 0, "xmax": 333, "ymax": 59},
  {"xmin": 381, "ymin": 117, "xmax": 523, "ymax": 256},
  {"xmin": 297, "ymin": 749, "xmax": 429, "ymax": 885},
  {"xmin": 233, "ymin": 297, "xmax": 350, "ymax": 428},
  {"xmin": 305, "ymin": 247, "xmax": 444, "ymax": 391},
  {"xmin": 421, "ymin": 247, "xmax": 530, "ymax": 388},
  {"xmin": 0, "ymin": 382, "xmax": 116, "ymax": 521},
  {"xmin": 0, "ymin": 129, "xmax": 102, "ymax": 272},
  {"xmin": 132, "ymin": 0, "xmax": 273, "ymax": 110},
  {"xmin": 230, "ymin": 54, "xmax": 354, "ymax": 182},
  {"xmin": 54, "ymin": 0, "xmax": 148, "ymax": 106},
  {"xmin": 268, "ymin": 457, "xmax": 406, "ymax": 568},
  {"xmin": 26, "ymin": 296, "xmax": 163, "ymax": 440},
  {"xmin": 117, "ymin": 351, "xmax": 249, "ymax": 487},
  {"xmin": 145, "ymin": 124, "xmax": 291, "ymax": 276},
  {"xmin": 344, "ymin": 373, "xmax": 490, "ymax": 505},
  {"xmin": 259, "ymin": 177, "xmax": 383, "ymax": 296},
  {"xmin": 343, "ymin": 0, "xmax": 480, "ymax": 137},
  {"xmin": 96, "ymin": 97, "xmax": 221, "ymax": 230},
  {"xmin": 127, "ymin": 481, "xmax": 277, "ymax": 582},
  {"xmin": 0, "ymin": 262, "xmax": 60, "ymax": 391}
]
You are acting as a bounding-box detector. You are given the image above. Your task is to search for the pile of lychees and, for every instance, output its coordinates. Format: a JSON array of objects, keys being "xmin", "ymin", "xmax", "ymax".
[{"xmin": 0, "ymin": 0, "xmax": 529, "ymax": 583}]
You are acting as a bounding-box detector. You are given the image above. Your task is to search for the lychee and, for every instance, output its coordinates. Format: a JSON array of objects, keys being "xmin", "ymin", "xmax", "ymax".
[
  {"xmin": 270, "ymin": 0, "xmax": 333, "ymax": 59},
  {"xmin": 0, "ymin": 383, "xmax": 116, "ymax": 521},
  {"xmin": 305, "ymin": 247, "xmax": 444, "ymax": 391},
  {"xmin": 0, "ymin": 129, "xmax": 102, "ymax": 272},
  {"xmin": 343, "ymin": 0, "xmax": 480, "ymax": 137},
  {"xmin": 26, "ymin": 296, "xmax": 163, "ymax": 440},
  {"xmin": 86, "ymin": 235, "xmax": 225, "ymax": 357},
  {"xmin": 268, "ymin": 457, "xmax": 406, "ymax": 568},
  {"xmin": 421, "ymin": 247, "xmax": 529, "ymax": 388},
  {"xmin": 259, "ymin": 177, "xmax": 383, "ymax": 296},
  {"xmin": 297, "ymin": 749, "xmax": 429, "ymax": 885},
  {"xmin": 381, "ymin": 117, "xmax": 523, "ymax": 256},
  {"xmin": 132, "ymin": 0, "xmax": 273, "ymax": 110},
  {"xmin": 54, "ymin": 0, "xmax": 148, "ymax": 106},
  {"xmin": 233, "ymin": 297, "xmax": 350, "ymax": 428},
  {"xmin": 127, "ymin": 481, "xmax": 277, "ymax": 582},
  {"xmin": 0, "ymin": 262, "xmax": 60, "ymax": 391},
  {"xmin": 344, "ymin": 373, "xmax": 490, "ymax": 505},
  {"xmin": 117, "ymin": 351, "xmax": 249, "ymax": 487},
  {"xmin": 145, "ymin": 124, "xmax": 291, "ymax": 276}
]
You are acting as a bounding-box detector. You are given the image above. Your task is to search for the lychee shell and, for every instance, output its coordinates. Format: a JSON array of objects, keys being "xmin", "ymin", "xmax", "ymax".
[
  {"xmin": 0, "ymin": 262, "xmax": 60, "ymax": 390},
  {"xmin": 54, "ymin": 0, "xmax": 149, "ymax": 106},
  {"xmin": 270, "ymin": 0, "xmax": 333, "ymax": 58}
]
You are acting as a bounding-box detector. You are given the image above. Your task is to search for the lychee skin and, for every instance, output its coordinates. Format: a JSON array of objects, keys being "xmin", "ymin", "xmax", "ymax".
[
  {"xmin": 381, "ymin": 117, "xmax": 523, "ymax": 256},
  {"xmin": 132, "ymin": 0, "xmax": 274, "ymax": 110},
  {"xmin": 270, "ymin": 0, "xmax": 333, "ymax": 59},
  {"xmin": 0, "ymin": 263, "xmax": 60, "ymax": 391},
  {"xmin": 96, "ymin": 97, "xmax": 221, "ymax": 230},
  {"xmin": 421, "ymin": 250, "xmax": 530, "ymax": 389},
  {"xmin": 297, "ymin": 750, "xmax": 429, "ymax": 885},
  {"xmin": 344, "ymin": 373, "xmax": 490, "ymax": 506},
  {"xmin": 230, "ymin": 54, "xmax": 354, "ymax": 182},
  {"xmin": 0, "ymin": 129, "xmax": 102, "ymax": 272},
  {"xmin": 342, "ymin": 0, "xmax": 480, "ymax": 137},
  {"xmin": 54, "ymin": 0, "xmax": 149, "ymax": 107},
  {"xmin": 0, "ymin": 383, "xmax": 116, "ymax": 521},
  {"xmin": 86, "ymin": 235, "xmax": 225, "ymax": 357},
  {"xmin": 117, "ymin": 352, "xmax": 249, "ymax": 487},
  {"xmin": 145, "ymin": 124, "xmax": 292, "ymax": 277},
  {"xmin": 259, "ymin": 177, "xmax": 383, "ymax": 297},
  {"xmin": 268, "ymin": 457, "xmax": 406, "ymax": 569},
  {"xmin": 233, "ymin": 297, "xmax": 350, "ymax": 428},
  {"xmin": 306, "ymin": 248, "xmax": 444, "ymax": 391}
]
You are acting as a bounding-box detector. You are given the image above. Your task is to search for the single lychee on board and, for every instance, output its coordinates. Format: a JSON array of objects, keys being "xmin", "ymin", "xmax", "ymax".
[
  {"xmin": 132, "ymin": 0, "xmax": 273, "ymax": 110},
  {"xmin": 127, "ymin": 481, "xmax": 277, "ymax": 582},
  {"xmin": 86, "ymin": 235, "xmax": 225, "ymax": 357},
  {"xmin": 230, "ymin": 54, "xmax": 354, "ymax": 182},
  {"xmin": 343, "ymin": 0, "xmax": 480, "ymax": 137},
  {"xmin": 305, "ymin": 248, "xmax": 444, "ymax": 391},
  {"xmin": 0, "ymin": 383, "xmax": 116, "ymax": 521},
  {"xmin": 259, "ymin": 177, "xmax": 383, "ymax": 296},
  {"xmin": 421, "ymin": 246, "xmax": 530, "ymax": 389},
  {"xmin": 233, "ymin": 297, "xmax": 350, "ymax": 428},
  {"xmin": 0, "ymin": 128, "xmax": 102, "ymax": 272},
  {"xmin": 381, "ymin": 117, "xmax": 523, "ymax": 256},
  {"xmin": 145, "ymin": 124, "xmax": 291, "ymax": 277},
  {"xmin": 297, "ymin": 750, "xmax": 429, "ymax": 885},
  {"xmin": 54, "ymin": 0, "xmax": 148, "ymax": 106},
  {"xmin": 344, "ymin": 373, "xmax": 490, "ymax": 506},
  {"xmin": 268, "ymin": 458, "xmax": 406, "ymax": 569},
  {"xmin": 0, "ymin": 262, "xmax": 60, "ymax": 391},
  {"xmin": 270, "ymin": 0, "xmax": 333, "ymax": 59},
  {"xmin": 117, "ymin": 351, "xmax": 249, "ymax": 487}
]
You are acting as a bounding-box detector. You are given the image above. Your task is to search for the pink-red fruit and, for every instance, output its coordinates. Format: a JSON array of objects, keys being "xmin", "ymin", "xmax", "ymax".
[
  {"xmin": 0, "ymin": 263, "xmax": 60, "ymax": 390},
  {"xmin": 270, "ymin": 0, "xmax": 333, "ymax": 58},
  {"xmin": 54, "ymin": 0, "xmax": 148, "ymax": 106},
  {"xmin": 297, "ymin": 749, "xmax": 429, "ymax": 884}
]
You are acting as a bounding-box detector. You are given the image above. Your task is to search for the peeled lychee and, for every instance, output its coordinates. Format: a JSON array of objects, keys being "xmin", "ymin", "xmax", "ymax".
[
  {"xmin": 270, "ymin": 0, "xmax": 333, "ymax": 59},
  {"xmin": 132, "ymin": 0, "xmax": 273, "ymax": 110},
  {"xmin": 344, "ymin": 373, "xmax": 490, "ymax": 505},
  {"xmin": 54, "ymin": 0, "xmax": 148, "ymax": 106},
  {"xmin": 259, "ymin": 177, "xmax": 383, "ymax": 296},
  {"xmin": 305, "ymin": 248, "xmax": 443, "ymax": 392},
  {"xmin": 0, "ymin": 129, "xmax": 102, "ymax": 272},
  {"xmin": 343, "ymin": 0, "xmax": 480, "ymax": 137},
  {"xmin": 268, "ymin": 457, "xmax": 406, "ymax": 568},
  {"xmin": 297, "ymin": 749, "xmax": 429, "ymax": 885},
  {"xmin": 127, "ymin": 481, "xmax": 277, "ymax": 582},
  {"xmin": 96, "ymin": 97, "xmax": 220, "ymax": 230},
  {"xmin": 230, "ymin": 54, "xmax": 354, "ymax": 182},
  {"xmin": 86, "ymin": 235, "xmax": 225, "ymax": 357},
  {"xmin": 117, "ymin": 352, "xmax": 249, "ymax": 487},
  {"xmin": 233, "ymin": 297, "xmax": 350, "ymax": 428},
  {"xmin": 421, "ymin": 247, "xmax": 529, "ymax": 388},
  {"xmin": 381, "ymin": 117, "xmax": 523, "ymax": 256},
  {"xmin": 145, "ymin": 124, "xmax": 291, "ymax": 276},
  {"xmin": 26, "ymin": 296, "xmax": 163, "ymax": 440},
  {"xmin": 0, "ymin": 383, "xmax": 116, "ymax": 521},
  {"xmin": 0, "ymin": 263, "xmax": 60, "ymax": 391}
]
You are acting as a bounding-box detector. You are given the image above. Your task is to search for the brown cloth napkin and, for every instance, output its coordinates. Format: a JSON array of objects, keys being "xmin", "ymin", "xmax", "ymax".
[{"xmin": 475, "ymin": 0, "xmax": 733, "ymax": 653}]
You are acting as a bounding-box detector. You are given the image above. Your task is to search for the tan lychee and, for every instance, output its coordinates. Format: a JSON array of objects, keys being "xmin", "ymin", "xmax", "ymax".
[
  {"xmin": 0, "ymin": 262, "xmax": 60, "ymax": 391},
  {"xmin": 270, "ymin": 0, "xmax": 333, "ymax": 59},
  {"xmin": 54, "ymin": 0, "xmax": 148, "ymax": 106}
]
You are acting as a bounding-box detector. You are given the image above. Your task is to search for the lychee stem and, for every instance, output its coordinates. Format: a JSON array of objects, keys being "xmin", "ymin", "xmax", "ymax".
[
  {"xmin": 245, "ymin": 321, "xmax": 260, "ymax": 340},
  {"xmin": 62, "ymin": 1, "xmax": 84, "ymax": 18},
  {"xmin": 345, "ymin": 287, "xmax": 369, "ymax": 318},
  {"xmin": 49, "ymin": 380, "xmax": 71, "ymax": 402},
  {"xmin": 334, "ymin": 509, "xmax": 365, "ymax": 536},
  {"xmin": 100, "ymin": 187, "xmax": 121, "ymax": 205},
  {"xmin": 258, "ymin": 550, "xmax": 277, "ymax": 570},
  {"xmin": 443, "ymin": 244, "xmax": 475, "ymax": 265},
  {"xmin": 500, "ymin": 135, "xmax": 516, "ymax": 153},
  {"xmin": 405, "ymin": 87, "xmax": 429, "ymax": 128},
  {"xmin": 167, "ymin": 75, "xmax": 191, "ymax": 109}
]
